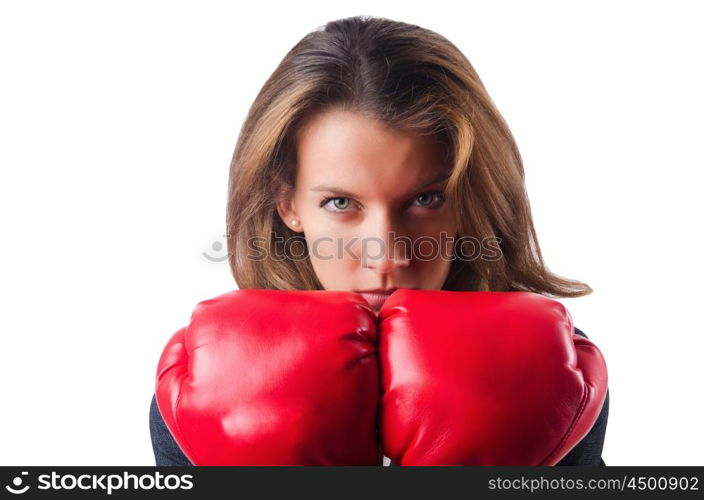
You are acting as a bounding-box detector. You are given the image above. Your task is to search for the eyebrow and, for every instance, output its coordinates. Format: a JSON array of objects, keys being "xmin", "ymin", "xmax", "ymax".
[{"xmin": 310, "ymin": 170, "xmax": 452, "ymax": 198}]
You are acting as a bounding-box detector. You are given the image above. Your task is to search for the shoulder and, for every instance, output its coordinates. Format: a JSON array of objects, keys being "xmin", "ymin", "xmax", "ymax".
[{"xmin": 573, "ymin": 326, "xmax": 588, "ymax": 339}]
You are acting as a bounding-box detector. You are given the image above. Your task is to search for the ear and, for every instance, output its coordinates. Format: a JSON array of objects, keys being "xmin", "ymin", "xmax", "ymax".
[{"xmin": 276, "ymin": 195, "xmax": 304, "ymax": 233}]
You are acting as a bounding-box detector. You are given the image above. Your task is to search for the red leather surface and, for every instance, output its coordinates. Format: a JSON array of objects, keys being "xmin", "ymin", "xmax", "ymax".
[
  {"xmin": 377, "ymin": 289, "xmax": 608, "ymax": 465},
  {"xmin": 155, "ymin": 288, "xmax": 608, "ymax": 465},
  {"xmin": 155, "ymin": 289, "xmax": 382, "ymax": 465}
]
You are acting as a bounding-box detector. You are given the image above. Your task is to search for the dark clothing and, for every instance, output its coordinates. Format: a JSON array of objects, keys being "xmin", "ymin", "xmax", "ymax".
[
  {"xmin": 149, "ymin": 392, "xmax": 193, "ymax": 466},
  {"xmin": 149, "ymin": 327, "xmax": 609, "ymax": 466}
]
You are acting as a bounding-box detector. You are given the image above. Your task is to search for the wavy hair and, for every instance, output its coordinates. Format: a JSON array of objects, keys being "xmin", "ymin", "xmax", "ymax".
[{"xmin": 226, "ymin": 15, "xmax": 591, "ymax": 298}]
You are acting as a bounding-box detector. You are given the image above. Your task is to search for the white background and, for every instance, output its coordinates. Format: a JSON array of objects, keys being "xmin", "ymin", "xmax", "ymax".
[{"xmin": 1, "ymin": 0, "xmax": 702, "ymax": 465}]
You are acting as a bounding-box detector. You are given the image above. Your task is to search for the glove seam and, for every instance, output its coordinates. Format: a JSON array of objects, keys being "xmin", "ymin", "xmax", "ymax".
[
  {"xmin": 172, "ymin": 330, "xmax": 201, "ymax": 465},
  {"xmin": 541, "ymin": 382, "xmax": 589, "ymax": 465}
]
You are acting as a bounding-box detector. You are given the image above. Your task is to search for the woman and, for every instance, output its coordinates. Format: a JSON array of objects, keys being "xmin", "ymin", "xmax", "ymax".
[{"xmin": 150, "ymin": 14, "xmax": 609, "ymax": 466}]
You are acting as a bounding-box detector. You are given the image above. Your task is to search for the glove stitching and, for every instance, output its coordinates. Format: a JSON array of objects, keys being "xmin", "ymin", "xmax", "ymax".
[
  {"xmin": 540, "ymin": 382, "xmax": 589, "ymax": 466},
  {"xmin": 172, "ymin": 331, "xmax": 201, "ymax": 465}
]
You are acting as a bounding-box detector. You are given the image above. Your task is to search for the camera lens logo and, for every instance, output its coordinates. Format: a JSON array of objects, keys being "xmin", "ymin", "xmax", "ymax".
[
  {"xmin": 5, "ymin": 472, "xmax": 30, "ymax": 494},
  {"xmin": 203, "ymin": 234, "xmax": 229, "ymax": 262}
]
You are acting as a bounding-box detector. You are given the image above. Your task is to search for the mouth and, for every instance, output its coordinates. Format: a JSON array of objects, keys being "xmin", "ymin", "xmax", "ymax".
[{"xmin": 355, "ymin": 288, "xmax": 400, "ymax": 308}]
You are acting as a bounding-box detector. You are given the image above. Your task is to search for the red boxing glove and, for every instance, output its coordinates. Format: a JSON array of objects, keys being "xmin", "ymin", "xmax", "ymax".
[
  {"xmin": 377, "ymin": 289, "xmax": 608, "ymax": 465},
  {"xmin": 155, "ymin": 289, "xmax": 382, "ymax": 465}
]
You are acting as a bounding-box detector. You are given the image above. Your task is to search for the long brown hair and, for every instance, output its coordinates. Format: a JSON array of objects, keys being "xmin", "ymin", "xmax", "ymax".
[{"xmin": 226, "ymin": 15, "xmax": 592, "ymax": 298}]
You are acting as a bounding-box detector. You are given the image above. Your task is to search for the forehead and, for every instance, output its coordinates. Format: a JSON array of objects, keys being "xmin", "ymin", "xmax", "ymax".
[{"xmin": 295, "ymin": 109, "xmax": 449, "ymax": 194}]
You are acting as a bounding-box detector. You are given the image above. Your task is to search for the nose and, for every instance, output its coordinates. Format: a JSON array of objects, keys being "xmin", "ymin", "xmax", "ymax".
[{"xmin": 360, "ymin": 211, "xmax": 411, "ymax": 274}]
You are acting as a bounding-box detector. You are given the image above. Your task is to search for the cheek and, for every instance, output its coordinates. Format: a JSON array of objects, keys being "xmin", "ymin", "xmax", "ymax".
[
  {"xmin": 407, "ymin": 224, "xmax": 456, "ymax": 287},
  {"xmin": 305, "ymin": 241, "xmax": 359, "ymax": 291},
  {"xmin": 412, "ymin": 251, "xmax": 453, "ymax": 290},
  {"xmin": 408, "ymin": 220, "xmax": 457, "ymax": 259},
  {"xmin": 303, "ymin": 228, "xmax": 361, "ymax": 277}
]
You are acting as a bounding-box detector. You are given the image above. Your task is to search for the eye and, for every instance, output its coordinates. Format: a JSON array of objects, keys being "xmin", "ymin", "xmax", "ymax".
[
  {"xmin": 319, "ymin": 191, "xmax": 446, "ymax": 214},
  {"xmin": 412, "ymin": 190, "xmax": 446, "ymax": 209},
  {"xmin": 320, "ymin": 196, "xmax": 354, "ymax": 213}
]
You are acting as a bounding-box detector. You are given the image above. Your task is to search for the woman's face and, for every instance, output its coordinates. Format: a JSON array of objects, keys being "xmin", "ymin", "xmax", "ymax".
[{"xmin": 277, "ymin": 109, "xmax": 457, "ymax": 310}]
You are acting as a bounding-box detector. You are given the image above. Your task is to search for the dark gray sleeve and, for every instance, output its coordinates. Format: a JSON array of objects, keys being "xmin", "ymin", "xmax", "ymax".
[
  {"xmin": 149, "ymin": 393, "xmax": 193, "ymax": 466},
  {"xmin": 555, "ymin": 326, "xmax": 610, "ymax": 466}
]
